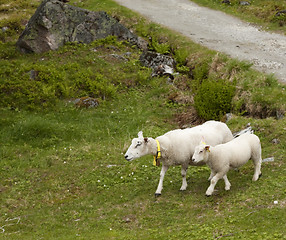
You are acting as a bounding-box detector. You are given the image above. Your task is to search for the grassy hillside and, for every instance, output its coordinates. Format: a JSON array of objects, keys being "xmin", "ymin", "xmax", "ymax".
[
  {"xmin": 0, "ymin": 0, "xmax": 286, "ymax": 239},
  {"xmin": 190, "ymin": 0, "xmax": 286, "ymax": 34}
]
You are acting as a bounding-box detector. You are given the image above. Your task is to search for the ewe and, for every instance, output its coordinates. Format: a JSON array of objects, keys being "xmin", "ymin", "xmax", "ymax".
[
  {"xmin": 124, "ymin": 121, "xmax": 233, "ymax": 196},
  {"xmin": 192, "ymin": 133, "xmax": 262, "ymax": 196}
]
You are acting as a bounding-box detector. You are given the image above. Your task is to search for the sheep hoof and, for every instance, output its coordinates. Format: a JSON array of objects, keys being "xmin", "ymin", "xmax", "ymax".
[
  {"xmin": 155, "ymin": 193, "xmax": 161, "ymax": 197},
  {"xmin": 253, "ymin": 173, "xmax": 262, "ymax": 181},
  {"xmin": 205, "ymin": 190, "xmax": 213, "ymax": 196}
]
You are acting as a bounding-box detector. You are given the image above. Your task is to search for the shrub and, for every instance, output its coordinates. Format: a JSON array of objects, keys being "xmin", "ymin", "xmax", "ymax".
[
  {"xmin": 74, "ymin": 70, "xmax": 117, "ymax": 99},
  {"xmin": 173, "ymin": 48, "xmax": 188, "ymax": 66},
  {"xmin": 191, "ymin": 62, "xmax": 210, "ymax": 92},
  {"xmin": 194, "ymin": 79, "xmax": 236, "ymax": 120},
  {"xmin": 0, "ymin": 63, "xmax": 66, "ymax": 110},
  {"xmin": 149, "ymin": 37, "xmax": 170, "ymax": 54}
]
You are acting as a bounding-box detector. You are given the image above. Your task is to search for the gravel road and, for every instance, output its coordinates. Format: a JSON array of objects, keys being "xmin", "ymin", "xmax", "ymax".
[{"xmin": 114, "ymin": 0, "xmax": 286, "ymax": 83}]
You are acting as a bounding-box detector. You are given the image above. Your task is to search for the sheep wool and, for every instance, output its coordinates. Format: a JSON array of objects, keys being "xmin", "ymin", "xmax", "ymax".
[{"xmin": 192, "ymin": 133, "xmax": 262, "ymax": 196}]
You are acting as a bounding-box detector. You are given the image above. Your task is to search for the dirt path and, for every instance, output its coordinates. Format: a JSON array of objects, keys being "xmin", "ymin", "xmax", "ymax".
[{"xmin": 114, "ymin": 0, "xmax": 286, "ymax": 83}]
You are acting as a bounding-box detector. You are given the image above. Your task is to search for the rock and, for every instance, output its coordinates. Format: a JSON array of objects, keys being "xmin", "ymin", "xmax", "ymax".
[
  {"xmin": 139, "ymin": 51, "xmax": 176, "ymax": 78},
  {"xmin": 271, "ymin": 138, "xmax": 280, "ymax": 144},
  {"xmin": 107, "ymin": 164, "xmax": 117, "ymax": 168},
  {"xmin": 28, "ymin": 69, "xmax": 39, "ymax": 80},
  {"xmin": 2, "ymin": 26, "xmax": 9, "ymax": 32},
  {"xmin": 139, "ymin": 51, "xmax": 176, "ymax": 69},
  {"xmin": 17, "ymin": 0, "xmax": 147, "ymax": 53},
  {"xmin": 74, "ymin": 97, "xmax": 99, "ymax": 108},
  {"xmin": 222, "ymin": 0, "xmax": 231, "ymax": 4},
  {"xmin": 225, "ymin": 113, "xmax": 232, "ymax": 122},
  {"xmin": 276, "ymin": 110, "xmax": 284, "ymax": 120},
  {"xmin": 122, "ymin": 217, "xmax": 131, "ymax": 223},
  {"xmin": 239, "ymin": 1, "xmax": 250, "ymax": 6},
  {"xmin": 152, "ymin": 64, "xmax": 175, "ymax": 79},
  {"xmin": 136, "ymin": 36, "xmax": 149, "ymax": 51},
  {"xmin": 262, "ymin": 157, "xmax": 274, "ymax": 163},
  {"xmin": 110, "ymin": 53, "xmax": 128, "ymax": 62}
]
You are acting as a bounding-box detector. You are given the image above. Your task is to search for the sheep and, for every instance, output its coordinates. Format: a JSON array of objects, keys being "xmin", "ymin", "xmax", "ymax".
[
  {"xmin": 124, "ymin": 120, "xmax": 233, "ymax": 196},
  {"xmin": 192, "ymin": 133, "xmax": 262, "ymax": 196}
]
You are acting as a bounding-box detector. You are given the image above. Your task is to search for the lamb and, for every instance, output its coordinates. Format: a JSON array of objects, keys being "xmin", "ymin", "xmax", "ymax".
[
  {"xmin": 192, "ymin": 133, "xmax": 262, "ymax": 196},
  {"xmin": 124, "ymin": 121, "xmax": 233, "ymax": 196}
]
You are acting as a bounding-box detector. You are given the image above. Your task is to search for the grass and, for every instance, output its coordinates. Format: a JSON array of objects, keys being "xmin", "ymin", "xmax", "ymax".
[
  {"xmin": 1, "ymin": 97, "xmax": 286, "ymax": 239},
  {"xmin": 190, "ymin": 0, "xmax": 286, "ymax": 34},
  {"xmin": 0, "ymin": 0, "xmax": 286, "ymax": 239}
]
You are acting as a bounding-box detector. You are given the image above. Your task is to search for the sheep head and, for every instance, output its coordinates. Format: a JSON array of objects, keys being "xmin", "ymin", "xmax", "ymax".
[
  {"xmin": 192, "ymin": 144, "xmax": 210, "ymax": 164},
  {"xmin": 124, "ymin": 131, "xmax": 150, "ymax": 161}
]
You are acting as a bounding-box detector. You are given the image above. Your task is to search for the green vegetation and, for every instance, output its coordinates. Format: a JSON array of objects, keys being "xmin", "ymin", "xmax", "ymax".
[
  {"xmin": 0, "ymin": 0, "xmax": 39, "ymax": 42},
  {"xmin": 194, "ymin": 78, "xmax": 236, "ymax": 120},
  {"xmin": 0, "ymin": 37, "xmax": 151, "ymax": 110},
  {"xmin": 0, "ymin": 0, "xmax": 286, "ymax": 239},
  {"xmin": 190, "ymin": 0, "xmax": 286, "ymax": 34}
]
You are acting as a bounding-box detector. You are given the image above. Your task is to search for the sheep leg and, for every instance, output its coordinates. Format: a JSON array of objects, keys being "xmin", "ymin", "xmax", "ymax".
[
  {"xmin": 208, "ymin": 170, "xmax": 215, "ymax": 181},
  {"xmin": 206, "ymin": 172, "xmax": 224, "ymax": 196},
  {"xmin": 180, "ymin": 165, "xmax": 188, "ymax": 191},
  {"xmin": 155, "ymin": 165, "xmax": 169, "ymax": 196},
  {"xmin": 223, "ymin": 175, "xmax": 231, "ymax": 191},
  {"xmin": 252, "ymin": 157, "xmax": 262, "ymax": 181}
]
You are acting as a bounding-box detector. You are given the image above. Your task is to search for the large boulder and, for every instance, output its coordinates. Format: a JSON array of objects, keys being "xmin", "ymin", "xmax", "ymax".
[{"xmin": 17, "ymin": 0, "xmax": 147, "ymax": 53}]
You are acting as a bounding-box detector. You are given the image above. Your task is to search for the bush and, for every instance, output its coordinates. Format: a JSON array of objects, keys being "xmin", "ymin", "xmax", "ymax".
[
  {"xmin": 194, "ymin": 79, "xmax": 235, "ymax": 120},
  {"xmin": 190, "ymin": 61, "xmax": 211, "ymax": 92},
  {"xmin": 0, "ymin": 63, "xmax": 65, "ymax": 110},
  {"xmin": 74, "ymin": 70, "xmax": 117, "ymax": 99},
  {"xmin": 173, "ymin": 48, "xmax": 188, "ymax": 67}
]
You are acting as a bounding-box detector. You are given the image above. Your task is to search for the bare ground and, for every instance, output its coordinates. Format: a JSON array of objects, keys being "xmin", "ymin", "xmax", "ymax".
[{"xmin": 114, "ymin": 0, "xmax": 286, "ymax": 83}]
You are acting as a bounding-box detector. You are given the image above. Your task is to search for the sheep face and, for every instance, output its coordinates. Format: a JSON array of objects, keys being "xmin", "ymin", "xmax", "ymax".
[
  {"xmin": 192, "ymin": 144, "xmax": 210, "ymax": 164},
  {"xmin": 124, "ymin": 131, "xmax": 149, "ymax": 161}
]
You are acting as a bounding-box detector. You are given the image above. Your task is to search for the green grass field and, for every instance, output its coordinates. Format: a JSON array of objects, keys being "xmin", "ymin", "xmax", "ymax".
[{"xmin": 1, "ymin": 0, "xmax": 286, "ymax": 239}]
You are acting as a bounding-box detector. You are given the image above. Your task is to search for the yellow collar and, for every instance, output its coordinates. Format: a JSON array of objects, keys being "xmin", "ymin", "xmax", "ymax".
[{"xmin": 153, "ymin": 139, "xmax": 161, "ymax": 166}]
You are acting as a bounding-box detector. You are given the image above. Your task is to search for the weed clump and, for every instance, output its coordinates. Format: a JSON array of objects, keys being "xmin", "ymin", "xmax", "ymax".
[
  {"xmin": 272, "ymin": 11, "xmax": 286, "ymax": 27},
  {"xmin": 149, "ymin": 37, "xmax": 171, "ymax": 54}
]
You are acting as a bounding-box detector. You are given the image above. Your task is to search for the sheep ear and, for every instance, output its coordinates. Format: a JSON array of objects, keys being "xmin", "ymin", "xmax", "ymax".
[
  {"xmin": 200, "ymin": 137, "xmax": 206, "ymax": 145},
  {"xmin": 205, "ymin": 145, "xmax": 210, "ymax": 152},
  {"xmin": 138, "ymin": 131, "xmax": 143, "ymax": 139}
]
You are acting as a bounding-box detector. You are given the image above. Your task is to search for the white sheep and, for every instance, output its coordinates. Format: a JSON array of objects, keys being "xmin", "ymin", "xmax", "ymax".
[
  {"xmin": 192, "ymin": 133, "xmax": 262, "ymax": 196},
  {"xmin": 124, "ymin": 121, "xmax": 233, "ymax": 196}
]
